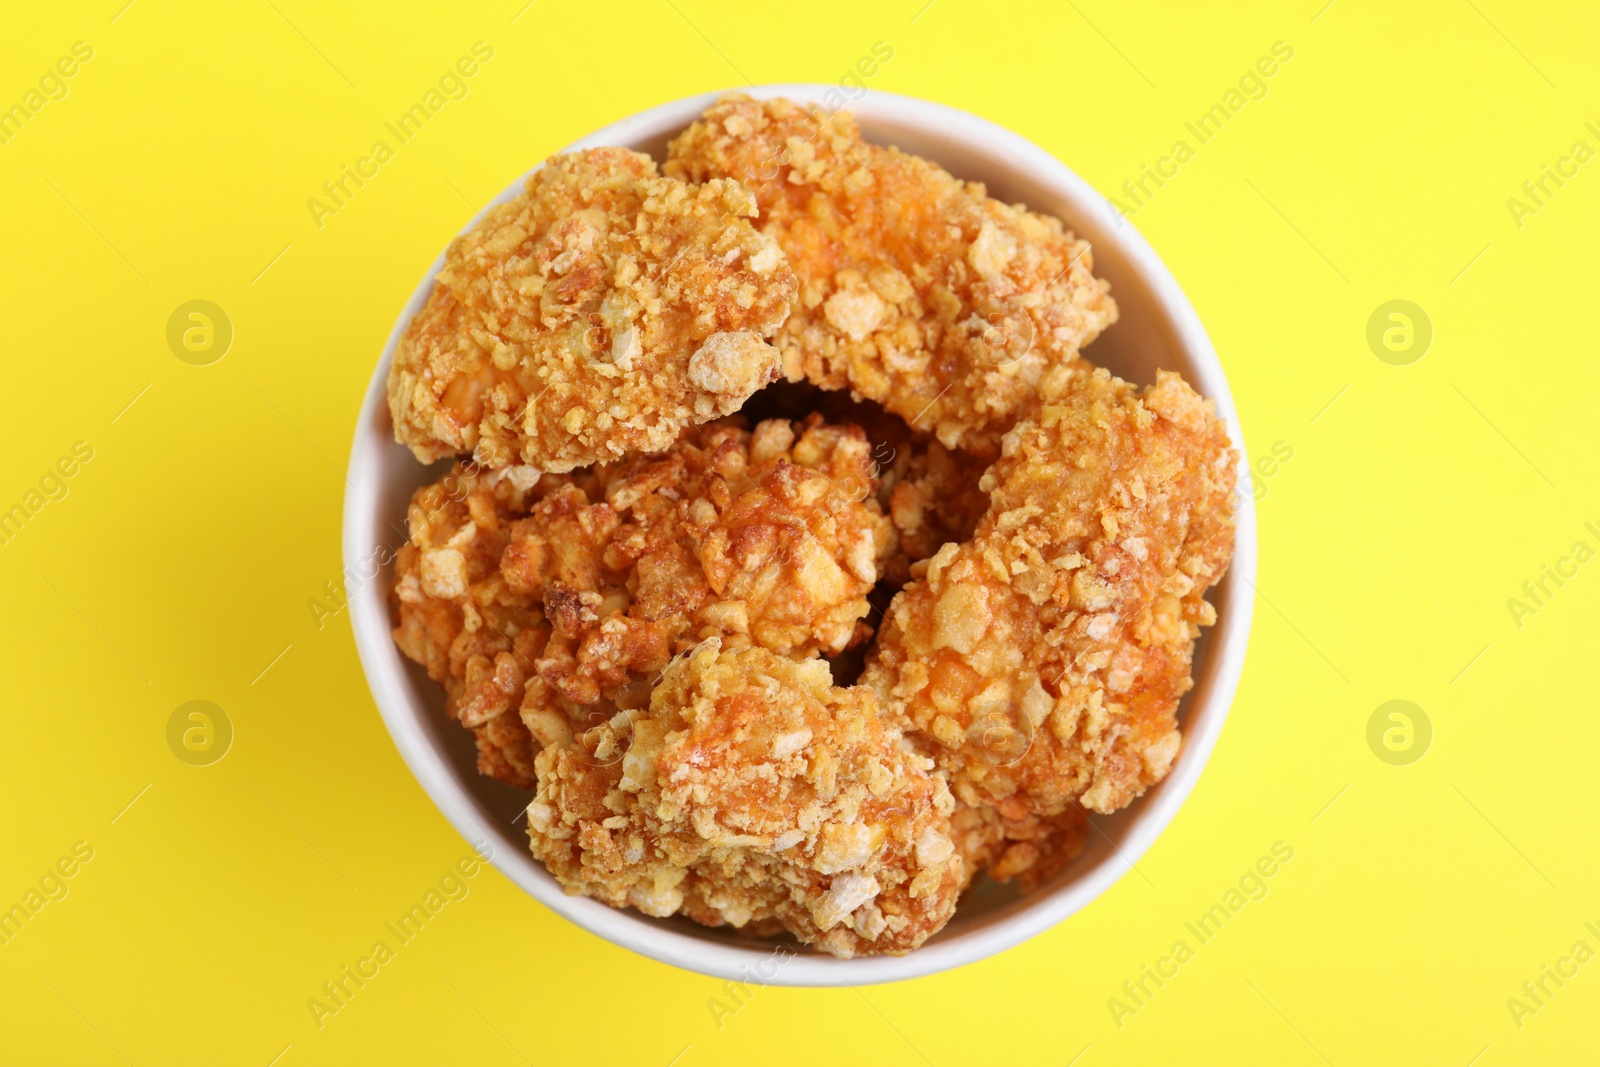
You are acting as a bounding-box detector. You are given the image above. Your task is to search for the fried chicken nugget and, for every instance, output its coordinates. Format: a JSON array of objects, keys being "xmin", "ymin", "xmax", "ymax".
[
  {"xmin": 862, "ymin": 367, "xmax": 1236, "ymax": 830},
  {"xmin": 388, "ymin": 147, "xmax": 797, "ymax": 471},
  {"xmin": 665, "ymin": 95, "xmax": 1116, "ymax": 457},
  {"xmin": 527, "ymin": 640, "xmax": 962, "ymax": 957},
  {"xmin": 860, "ymin": 412, "xmax": 991, "ymax": 586},
  {"xmin": 951, "ymin": 801, "xmax": 1090, "ymax": 893},
  {"xmin": 392, "ymin": 462, "xmax": 568, "ymax": 788},
  {"xmin": 392, "ymin": 418, "xmax": 895, "ymax": 788},
  {"xmin": 755, "ymin": 383, "xmax": 992, "ymax": 586}
]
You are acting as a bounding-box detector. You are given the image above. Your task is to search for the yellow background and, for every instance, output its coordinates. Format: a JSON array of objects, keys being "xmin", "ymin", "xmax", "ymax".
[{"xmin": 3, "ymin": 0, "xmax": 1596, "ymax": 1063}]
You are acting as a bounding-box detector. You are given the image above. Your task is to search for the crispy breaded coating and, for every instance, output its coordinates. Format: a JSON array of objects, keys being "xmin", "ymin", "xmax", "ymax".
[
  {"xmin": 665, "ymin": 95, "xmax": 1116, "ymax": 457},
  {"xmin": 753, "ymin": 383, "xmax": 992, "ymax": 585},
  {"xmin": 527, "ymin": 641, "xmax": 962, "ymax": 957},
  {"xmin": 392, "ymin": 463, "xmax": 569, "ymax": 788},
  {"xmin": 392, "ymin": 419, "xmax": 895, "ymax": 787},
  {"xmin": 873, "ymin": 428, "xmax": 991, "ymax": 587},
  {"xmin": 951, "ymin": 801, "xmax": 1091, "ymax": 893},
  {"xmin": 388, "ymin": 147, "xmax": 797, "ymax": 472},
  {"xmin": 862, "ymin": 366, "xmax": 1236, "ymax": 817}
]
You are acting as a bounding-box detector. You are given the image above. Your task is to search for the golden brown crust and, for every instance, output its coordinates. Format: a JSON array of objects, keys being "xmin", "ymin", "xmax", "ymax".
[
  {"xmin": 862, "ymin": 366, "xmax": 1237, "ymax": 817},
  {"xmin": 665, "ymin": 95, "xmax": 1116, "ymax": 457},
  {"xmin": 392, "ymin": 464, "xmax": 570, "ymax": 788},
  {"xmin": 527, "ymin": 641, "xmax": 961, "ymax": 957},
  {"xmin": 875, "ymin": 431, "xmax": 991, "ymax": 587},
  {"xmin": 951, "ymin": 801, "xmax": 1091, "ymax": 893},
  {"xmin": 388, "ymin": 147, "xmax": 797, "ymax": 472},
  {"xmin": 758, "ymin": 384, "xmax": 992, "ymax": 586},
  {"xmin": 392, "ymin": 418, "xmax": 894, "ymax": 787}
]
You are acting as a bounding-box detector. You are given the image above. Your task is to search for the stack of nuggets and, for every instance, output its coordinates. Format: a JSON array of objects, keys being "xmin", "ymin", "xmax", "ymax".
[{"xmin": 387, "ymin": 95, "xmax": 1237, "ymax": 957}]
